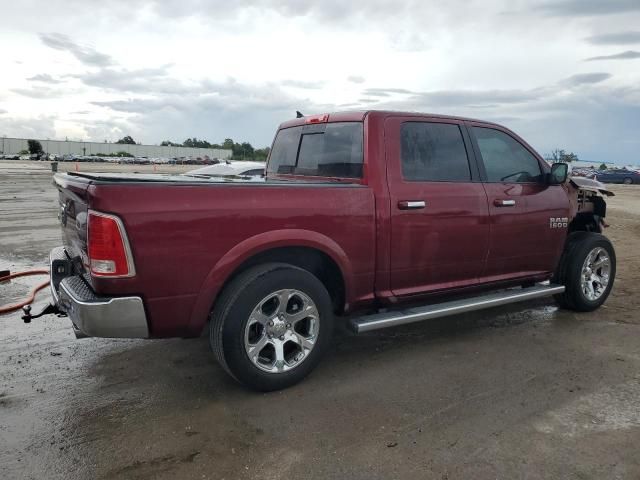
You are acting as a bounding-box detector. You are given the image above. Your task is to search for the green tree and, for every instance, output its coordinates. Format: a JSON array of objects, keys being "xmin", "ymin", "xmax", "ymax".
[
  {"xmin": 27, "ymin": 139, "xmax": 43, "ymax": 154},
  {"xmin": 116, "ymin": 135, "xmax": 136, "ymax": 145},
  {"xmin": 183, "ymin": 137, "xmax": 213, "ymax": 149},
  {"xmin": 546, "ymin": 149, "xmax": 579, "ymax": 163},
  {"xmin": 240, "ymin": 142, "xmax": 254, "ymax": 159},
  {"xmin": 254, "ymin": 147, "xmax": 270, "ymax": 161},
  {"xmin": 222, "ymin": 138, "xmax": 234, "ymax": 150},
  {"xmin": 599, "ymin": 163, "xmax": 608, "ymax": 171}
]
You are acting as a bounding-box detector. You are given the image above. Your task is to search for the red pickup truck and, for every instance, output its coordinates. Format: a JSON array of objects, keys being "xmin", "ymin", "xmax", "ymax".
[{"xmin": 47, "ymin": 111, "xmax": 616, "ymax": 391}]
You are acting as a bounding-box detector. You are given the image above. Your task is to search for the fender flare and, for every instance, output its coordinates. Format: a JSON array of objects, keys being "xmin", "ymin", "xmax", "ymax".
[{"xmin": 187, "ymin": 229, "xmax": 354, "ymax": 333}]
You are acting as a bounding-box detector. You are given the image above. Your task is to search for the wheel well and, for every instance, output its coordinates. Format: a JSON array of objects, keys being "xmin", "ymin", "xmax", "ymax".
[
  {"xmin": 225, "ymin": 247, "xmax": 346, "ymax": 314},
  {"xmin": 569, "ymin": 196, "xmax": 606, "ymax": 234},
  {"xmin": 569, "ymin": 213, "xmax": 602, "ymax": 234}
]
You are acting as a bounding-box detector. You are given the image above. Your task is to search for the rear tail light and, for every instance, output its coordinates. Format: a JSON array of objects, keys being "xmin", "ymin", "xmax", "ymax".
[{"xmin": 87, "ymin": 210, "xmax": 136, "ymax": 277}]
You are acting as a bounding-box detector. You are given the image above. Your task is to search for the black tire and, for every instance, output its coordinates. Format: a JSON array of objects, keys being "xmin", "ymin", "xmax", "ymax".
[
  {"xmin": 553, "ymin": 232, "xmax": 616, "ymax": 312},
  {"xmin": 210, "ymin": 263, "xmax": 334, "ymax": 391},
  {"xmin": 623, "ymin": 177, "xmax": 633, "ymax": 185}
]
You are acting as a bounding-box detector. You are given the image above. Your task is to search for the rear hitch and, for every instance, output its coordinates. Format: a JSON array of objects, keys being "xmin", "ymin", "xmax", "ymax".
[{"xmin": 21, "ymin": 303, "xmax": 66, "ymax": 323}]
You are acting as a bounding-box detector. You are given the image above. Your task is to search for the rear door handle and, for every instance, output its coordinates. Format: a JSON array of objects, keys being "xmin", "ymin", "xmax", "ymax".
[
  {"xmin": 398, "ymin": 200, "xmax": 426, "ymax": 210},
  {"xmin": 494, "ymin": 199, "xmax": 516, "ymax": 207}
]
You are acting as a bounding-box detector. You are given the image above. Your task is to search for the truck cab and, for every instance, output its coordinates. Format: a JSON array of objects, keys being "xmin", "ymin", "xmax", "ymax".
[{"xmin": 268, "ymin": 111, "xmax": 572, "ymax": 301}]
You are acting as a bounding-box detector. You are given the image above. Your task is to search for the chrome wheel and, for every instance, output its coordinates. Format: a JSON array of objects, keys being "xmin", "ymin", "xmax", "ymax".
[
  {"xmin": 581, "ymin": 247, "xmax": 611, "ymax": 301},
  {"xmin": 244, "ymin": 289, "xmax": 320, "ymax": 373}
]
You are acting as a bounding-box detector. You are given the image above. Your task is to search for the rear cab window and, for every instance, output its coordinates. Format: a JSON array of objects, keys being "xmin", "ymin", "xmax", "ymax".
[
  {"xmin": 267, "ymin": 122, "xmax": 363, "ymax": 179},
  {"xmin": 401, "ymin": 122, "xmax": 471, "ymax": 182}
]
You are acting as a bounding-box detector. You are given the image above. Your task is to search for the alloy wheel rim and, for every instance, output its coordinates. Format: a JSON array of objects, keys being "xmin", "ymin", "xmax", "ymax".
[
  {"xmin": 580, "ymin": 247, "xmax": 611, "ymax": 301},
  {"xmin": 244, "ymin": 289, "xmax": 319, "ymax": 373}
]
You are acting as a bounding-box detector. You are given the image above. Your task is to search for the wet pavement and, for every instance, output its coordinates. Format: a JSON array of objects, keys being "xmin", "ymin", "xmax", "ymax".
[{"xmin": 1, "ymin": 161, "xmax": 640, "ymax": 479}]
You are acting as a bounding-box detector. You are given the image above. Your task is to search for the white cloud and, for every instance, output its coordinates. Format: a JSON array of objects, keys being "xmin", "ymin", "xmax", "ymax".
[{"xmin": 0, "ymin": 0, "xmax": 638, "ymax": 162}]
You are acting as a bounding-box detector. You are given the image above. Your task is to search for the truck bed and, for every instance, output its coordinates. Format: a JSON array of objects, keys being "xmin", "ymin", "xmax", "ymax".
[{"xmin": 53, "ymin": 172, "xmax": 376, "ymax": 337}]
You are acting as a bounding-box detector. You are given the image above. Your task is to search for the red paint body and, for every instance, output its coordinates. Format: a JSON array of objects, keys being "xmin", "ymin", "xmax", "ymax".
[{"xmin": 55, "ymin": 111, "xmax": 571, "ymax": 338}]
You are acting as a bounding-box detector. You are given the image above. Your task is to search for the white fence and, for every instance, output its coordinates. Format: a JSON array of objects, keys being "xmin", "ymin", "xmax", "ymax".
[{"xmin": 0, "ymin": 137, "xmax": 232, "ymax": 159}]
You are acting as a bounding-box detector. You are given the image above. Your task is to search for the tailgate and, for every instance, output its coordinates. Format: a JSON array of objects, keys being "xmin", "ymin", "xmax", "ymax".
[{"xmin": 54, "ymin": 173, "xmax": 91, "ymax": 264}]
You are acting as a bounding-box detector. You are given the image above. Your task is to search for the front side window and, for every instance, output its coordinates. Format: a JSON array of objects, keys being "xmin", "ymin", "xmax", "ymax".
[
  {"xmin": 267, "ymin": 122, "xmax": 363, "ymax": 178},
  {"xmin": 472, "ymin": 127, "xmax": 543, "ymax": 183},
  {"xmin": 401, "ymin": 122, "xmax": 471, "ymax": 182}
]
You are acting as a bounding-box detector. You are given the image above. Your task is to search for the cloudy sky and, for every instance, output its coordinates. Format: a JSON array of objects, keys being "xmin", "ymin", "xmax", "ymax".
[{"xmin": 0, "ymin": 0, "xmax": 639, "ymax": 162}]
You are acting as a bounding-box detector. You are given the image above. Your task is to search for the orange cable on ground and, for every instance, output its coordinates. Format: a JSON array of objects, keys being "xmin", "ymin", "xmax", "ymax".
[{"xmin": 0, "ymin": 269, "xmax": 50, "ymax": 314}]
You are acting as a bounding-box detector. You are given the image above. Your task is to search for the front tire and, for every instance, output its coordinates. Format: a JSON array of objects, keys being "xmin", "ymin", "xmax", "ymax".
[
  {"xmin": 623, "ymin": 177, "xmax": 633, "ymax": 185},
  {"xmin": 553, "ymin": 232, "xmax": 616, "ymax": 312},
  {"xmin": 210, "ymin": 263, "xmax": 334, "ymax": 391}
]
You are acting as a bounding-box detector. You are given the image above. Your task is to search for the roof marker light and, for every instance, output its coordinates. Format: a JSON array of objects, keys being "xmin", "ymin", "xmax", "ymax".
[{"xmin": 304, "ymin": 114, "xmax": 329, "ymax": 124}]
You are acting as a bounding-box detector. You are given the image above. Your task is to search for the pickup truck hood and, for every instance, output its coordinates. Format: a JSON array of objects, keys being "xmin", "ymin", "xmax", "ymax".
[{"xmin": 569, "ymin": 176, "xmax": 615, "ymax": 197}]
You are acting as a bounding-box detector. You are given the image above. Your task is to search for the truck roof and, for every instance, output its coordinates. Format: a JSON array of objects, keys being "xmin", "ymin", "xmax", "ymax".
[{"xmin": 278, "ymin": 110, "xmax": 503, "ymax": 129}]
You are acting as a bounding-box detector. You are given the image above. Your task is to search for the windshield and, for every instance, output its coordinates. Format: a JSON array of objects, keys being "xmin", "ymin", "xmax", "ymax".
[{"xmin": 267, "ymin": 122, "xmax": 363, "ymax": 178}]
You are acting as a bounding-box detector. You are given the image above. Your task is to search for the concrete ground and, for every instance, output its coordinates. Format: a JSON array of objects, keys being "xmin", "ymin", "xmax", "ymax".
[{"xmin": 1, "ymin": 160, "xmax": 639, "ymax": 480}]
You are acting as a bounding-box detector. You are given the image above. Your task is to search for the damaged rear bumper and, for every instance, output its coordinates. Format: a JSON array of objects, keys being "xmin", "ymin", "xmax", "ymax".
[{"xmin": 50, "ymin": 247, "xmax": 149, "ymax": 339}]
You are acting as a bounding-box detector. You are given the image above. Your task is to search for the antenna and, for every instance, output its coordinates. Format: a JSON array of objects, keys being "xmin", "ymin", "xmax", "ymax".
[{"xmin": 296, "ymin": 111, "xmax": 304, "ymax": 118}]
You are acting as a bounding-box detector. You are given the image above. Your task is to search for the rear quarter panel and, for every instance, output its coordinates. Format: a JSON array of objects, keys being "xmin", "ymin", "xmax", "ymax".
[{"xmin": 87, "ymin": 182, "xmax": 375, "ymax": 337}]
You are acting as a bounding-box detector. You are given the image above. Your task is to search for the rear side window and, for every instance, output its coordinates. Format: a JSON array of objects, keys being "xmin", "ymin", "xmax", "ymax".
[
  {"xmin": 401, "ymin": 122, "xmax": 471, "ymax": 182},
  {"xmin": 472, "ymin": 127, "xmax": 543, "ymax": 183},
  {"xmin": 267, "ymin": 122, "xmax": 363, "ymax": 178}
]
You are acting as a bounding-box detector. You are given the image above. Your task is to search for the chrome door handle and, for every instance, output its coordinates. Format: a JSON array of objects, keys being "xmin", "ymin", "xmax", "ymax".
[
  {"xmin": 398, "ymin": 200, "xmax": 426, "ymax": 210},
  {"xmin": 494, "ymin": 199, "xmax": 516, "ymax": 207}
]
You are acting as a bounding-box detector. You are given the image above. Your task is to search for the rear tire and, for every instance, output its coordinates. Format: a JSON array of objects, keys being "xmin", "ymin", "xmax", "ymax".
[
  {"xmin": 623, "ymin": 177, "xmax": 633, "ymax": 185},
  {"xmin": 210, "ymin": 263, "xmax": 334, "ymax": 391},
  {"xmin": 553, "ymin": 232, "xmax": 616, "ymax": 312}
]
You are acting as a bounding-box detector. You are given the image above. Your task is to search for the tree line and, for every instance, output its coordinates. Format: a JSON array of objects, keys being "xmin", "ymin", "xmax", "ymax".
[
  {"xmin": 114, "ymin": 136, "xmax": 269, "ymax": 161},
  {"xmin": 160, "ymin": 137, "xmax": 270, "ymax": 161}
]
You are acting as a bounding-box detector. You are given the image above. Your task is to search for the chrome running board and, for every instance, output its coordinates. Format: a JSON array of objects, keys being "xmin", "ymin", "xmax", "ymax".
[{"xmin": 350, "ymin": 284, "xmax": 565, "ymax": 334}]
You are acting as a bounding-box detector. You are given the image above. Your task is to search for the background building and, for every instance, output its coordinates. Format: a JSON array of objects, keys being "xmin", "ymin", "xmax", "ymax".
[{"xmin": 0, "ymin": 136, "xmax": 232, "ymax": 159}]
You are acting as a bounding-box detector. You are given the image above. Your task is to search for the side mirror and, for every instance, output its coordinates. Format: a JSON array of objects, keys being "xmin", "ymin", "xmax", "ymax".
[{"xmin": 549, "ymin": 162, "xmax": 568, "ymax": 185}]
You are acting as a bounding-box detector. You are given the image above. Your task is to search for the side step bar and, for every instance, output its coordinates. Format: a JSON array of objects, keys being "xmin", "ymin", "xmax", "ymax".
[{"xmin": 350, "ymin": 284, "xmax": 565, "ymax": 334}]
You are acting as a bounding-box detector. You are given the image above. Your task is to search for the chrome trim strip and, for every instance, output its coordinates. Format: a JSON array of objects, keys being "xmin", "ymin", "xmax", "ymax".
[{"xmin": 351, "ymin": 284, "xmax": 565, "ymax": 333}]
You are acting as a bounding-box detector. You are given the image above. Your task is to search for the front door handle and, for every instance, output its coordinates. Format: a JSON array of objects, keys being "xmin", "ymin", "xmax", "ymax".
[
  {"xmin": 398, "ymin": 200, "xmax": 426, "ymax": 210},
  {"xmin": 494, "ymin": 199, "xmax": 516, "ymax": 207}
]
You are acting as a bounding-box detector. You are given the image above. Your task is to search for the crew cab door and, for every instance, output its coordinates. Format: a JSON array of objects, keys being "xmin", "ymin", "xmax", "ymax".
[
  {"xmin": 385, "ymin": 117, "xmax": 490, "ymax": 297},
  {"xmin": 467, "ymin": 123, "xmax": 570, "ymax": 280}
]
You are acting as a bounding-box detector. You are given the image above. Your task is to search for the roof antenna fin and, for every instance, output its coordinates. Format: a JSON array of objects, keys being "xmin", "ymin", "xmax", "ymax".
[{"xmin": 296, "ymin": 111, "xmax": 304, "ymax": 118}]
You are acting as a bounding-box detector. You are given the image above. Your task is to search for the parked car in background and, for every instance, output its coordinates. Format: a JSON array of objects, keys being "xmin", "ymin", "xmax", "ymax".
[
  {"xmin": 570, "ymin": 167, "xmax": 597, "ymax": 179},
  {"xmin": 186, "ymin": 161, "xmax": 266, "ymax": 177},
  {"xmin": 596, "ymin": 168, "xmax": 640, "ymax": 184}
]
